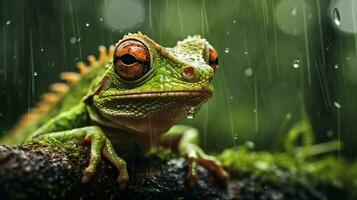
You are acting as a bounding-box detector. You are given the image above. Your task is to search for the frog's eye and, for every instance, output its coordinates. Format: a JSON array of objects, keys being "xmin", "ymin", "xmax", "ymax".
[
  {"xmin": 208, "ymin": 47, "xmax": 218, "ymax": 72},
  {"xmin": 113, "ymin": 40, "xmax": 150, "ymax": 81}
]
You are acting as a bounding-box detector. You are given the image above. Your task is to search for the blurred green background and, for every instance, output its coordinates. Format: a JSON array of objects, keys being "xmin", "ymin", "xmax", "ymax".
[{"xmin": 0, "ymin": 0, "xmax": 356, "ymax": 157}]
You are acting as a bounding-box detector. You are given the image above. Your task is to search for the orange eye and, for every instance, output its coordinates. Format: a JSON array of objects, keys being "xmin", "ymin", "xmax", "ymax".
[
  {"xmin": 114, "ymin": 40, "xmax": 150, "ymax": 81},
  {"xmin": 208, "ymin": 47, "xmax": 218, "ymax": 72}
]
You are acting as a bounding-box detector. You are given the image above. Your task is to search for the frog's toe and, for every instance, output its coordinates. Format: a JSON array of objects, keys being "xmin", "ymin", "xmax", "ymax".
[
  {"xmin": 186, "ymin": 149, "xmax": 199, "ymax": 186},
  {"xmin": 198, "ymin": 154, "xmax": 229, "ymax": 183},
  {"xmin": 183, "ymin": 147, "xmax": 229, "ymax": 186},
  {"xmin": 81, "ymin": 133, "xmax": 106, "ymax": 184},
  {"xmin": 102, "ymin": 140, "xmax": 129, "ymax": 190},
  {"xmin": 81, "ymin": 170, "xmax": 95, "ymax": 184}
]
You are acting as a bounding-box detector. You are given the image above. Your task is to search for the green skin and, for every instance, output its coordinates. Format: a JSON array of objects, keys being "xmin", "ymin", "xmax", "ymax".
[{"xmin": 5, "ymin": 33, "xmax": 228, "ymax": 188}]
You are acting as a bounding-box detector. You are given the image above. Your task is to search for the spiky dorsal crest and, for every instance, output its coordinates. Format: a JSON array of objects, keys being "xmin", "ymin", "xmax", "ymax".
[{"xmin": 8, "ymin": 45, "xmax": 114, "ymax": 137}]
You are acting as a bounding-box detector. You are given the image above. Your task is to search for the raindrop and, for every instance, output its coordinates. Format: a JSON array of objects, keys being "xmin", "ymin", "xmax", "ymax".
[
  {"xmin": 224, "ymin": 48, "xmax": 230, "ymax": 54},
  {"xmin": 293, "ymin": 59, "xmax": 300, "ymax": 68},
  {"xmin": 33, "ymin": 72, "xmax": 38, "ymax": 76},
  {"xmin": 77, "ymin": 37, "xmax": 82, "ymax": 42},
  {"xmin": 244, "ymin": 68, "xmax": 253, "ymax": 76},
  {"xmin": 85, "ymin": 23, "xmax": 90, "ymax": 27},
  {"xmin": 5, "ymin": 20, "xmax": 11, "ymax": 26},
  {"xmin": 40, "ymin": 48, "xmax": 44, "ymax": 52},
  {"xmin": 99, "ymin": 17, "xmax": 104, "ymax": 21},
  {"xmin": 326, "ymin": 130, "xmax": 334, "ymax": 138},
  {"xmin": 291, "ymin": 7, "xmax": 297, "ymax": 16},
  {"xmin": 246, "ymin": 141, "xmax": 255, "ymax": 149},
  {"xmin": 187, "ymin": 107, "xmax": 196, "ymax": 119},
  {"xmin": 334, "ymin": 64, "xmax": 339, "ymax": 69},
  {"xmin": 253, "ymin": 109, "xmax": 257, "ymax": 113},
  {"xmin": 346, "ymin": 57, "xmax": 351, "ymax": 61},
  {"xmin": 230, "ymin": 96, "xmax": 234, "ymax": 100},
  {"xmin": 226, "ymin": 31, "xmax": 230, "ymax": 35},
  {"xmin": 233, "ymin": 19, "xmax": 237, "ymax": 24},
  {"xmin": 70, "ymin": 37, "xmax": 77, "ymax": 44},
  {"xmin": 334, "ymin": 101, "xmax": 341, "ymax": 109},
  {"xmin": 233, "ymin": 135, "xmax": 238, "ymax": 143},
  {"xmin": 333, "ymin": 8, "xmax": 341, "ymax": 26},
  {"xmin": 244, "ymin": 51, "xmax": 248, "ymax": 55}
]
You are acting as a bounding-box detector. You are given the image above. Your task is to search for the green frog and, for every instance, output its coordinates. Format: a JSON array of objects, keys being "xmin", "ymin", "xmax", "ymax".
[{"xmin": 1, "ymin": 32, "xmax": 227, "ymax": 188}]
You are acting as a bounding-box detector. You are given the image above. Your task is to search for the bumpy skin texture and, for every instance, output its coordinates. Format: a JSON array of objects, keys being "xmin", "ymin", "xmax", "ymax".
[{"xmin": 6, "ymin": 32, "xmax": 227, "ymax": 188}]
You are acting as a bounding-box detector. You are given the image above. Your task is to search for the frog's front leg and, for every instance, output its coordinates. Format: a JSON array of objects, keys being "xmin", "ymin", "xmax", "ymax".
[
  {"xmin": 160, "ymin": 125, "xmax": 229, "ymax": 186},
  {"xmin": 29, "ymin": 126, "xmax": 129, "ymax": 189}
]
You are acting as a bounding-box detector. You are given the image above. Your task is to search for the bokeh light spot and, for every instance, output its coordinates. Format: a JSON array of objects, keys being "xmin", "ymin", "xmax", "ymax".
[
  {"xmin": 275, "ymin": 0, "xmax": 311, "ymax": 35},
  {"xmin": 102, "ymin": 0, "xmax": 145, "ymax": 31}
]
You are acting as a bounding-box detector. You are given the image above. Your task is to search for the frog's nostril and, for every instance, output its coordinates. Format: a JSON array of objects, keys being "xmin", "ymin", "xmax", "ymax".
[{"xmin": 182, "ymin": 66, "xmax": 197, "ymax": 81}]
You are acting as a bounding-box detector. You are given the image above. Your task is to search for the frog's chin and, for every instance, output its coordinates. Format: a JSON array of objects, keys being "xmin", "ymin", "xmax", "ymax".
[{"xmin": 103, "ymin": 109, "xmax": 189, "ymax": 136}]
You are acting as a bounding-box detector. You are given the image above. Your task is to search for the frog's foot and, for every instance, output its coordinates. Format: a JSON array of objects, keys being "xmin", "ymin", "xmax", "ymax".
[
  {"xmin": 80, "ymin": 131, "xmax": 129, "ymax": 189},
  {"xmin": 184, "ymin": 144, "xmax": 229, "ymax": 186},
  {"xmin": 35, "ymin": 126, "xmax": 129, "ymax": 189}
]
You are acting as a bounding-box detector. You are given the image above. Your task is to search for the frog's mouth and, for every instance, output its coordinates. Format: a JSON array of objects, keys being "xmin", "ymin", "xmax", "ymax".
[
  {"xmin": 102, "ymin": 89, "xmax": 212, "ymax": 100},
  {"xmin": 94, "ymin": 88, "xmax": 212, "ymax": 122}
]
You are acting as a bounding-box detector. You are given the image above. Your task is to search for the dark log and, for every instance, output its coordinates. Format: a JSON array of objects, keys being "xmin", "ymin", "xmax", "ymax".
[
  {"xmin": 0, "ymin": 143, "xmax": 323, "ymax": 200},
  {"xmin": 0, "ymin": 143, "xmax": 227, "ymax": 199}
]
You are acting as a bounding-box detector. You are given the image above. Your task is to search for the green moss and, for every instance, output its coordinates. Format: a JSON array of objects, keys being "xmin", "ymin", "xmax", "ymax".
[{"xmin": 219, "ymin": 146, "xmax": 357, "ymax": 198}]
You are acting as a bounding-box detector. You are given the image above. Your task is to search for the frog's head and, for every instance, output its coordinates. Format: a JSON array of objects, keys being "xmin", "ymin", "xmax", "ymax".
[{"xmin": 91, "ymin": 32, "xmax": 218, "ymax": 134}]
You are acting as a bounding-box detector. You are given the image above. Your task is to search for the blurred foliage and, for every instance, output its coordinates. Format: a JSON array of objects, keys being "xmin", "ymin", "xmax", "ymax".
[
  {"xmin": 219, "ymin": 146, "xmax": 357, "ymax": 199},
  {"xmin": 219, "ymin": 118, "xmax": 357, "ymax": 199},
  {"xmin": 0, "ymin": 0, "xmax": 357, "ymax": 157}
]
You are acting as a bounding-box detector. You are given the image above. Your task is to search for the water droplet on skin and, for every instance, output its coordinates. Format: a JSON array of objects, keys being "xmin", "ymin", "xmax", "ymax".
[
  {"xmin": 224, "ymin": 48, "xmax": 230, "ymax": 54},
  {"xmin": 334, "ymin": 101, "xmax": 341, "ymax": 109},
  {"xmin": 233, "ymin": 19, "xmax": 237, "ymax": 24},
  {"xmin": 85, "ymin": 23, "xmax": 90, "ymax": 27},
  {"xmin": 244, "ymin": 68, "xmax": 253, "ymax": 76},
  {"xmin": 187, "ymin": 107, "xmax": 196, "ymax": 119},
  {"xmin": 33, "ymin": 72, "xmax": 38, "ymax": 76},
  {"xmin": 293, "ymin": 59, "xmax": 300, "ymax": 68},
  {"xmin": 291, "ymin": 7, "xmax": 297, "ymax": 16},
  {"xmin": 334, "ymin": 64, "xmax": 339, "ymax": 69},
  {"xmin": 333, "ymin": 8, "xmax": 341, "ymax": 26},
  {"xmin": 5, "ymin": 20, "xmax": 11, "ymax": 26}
]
